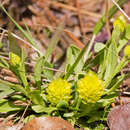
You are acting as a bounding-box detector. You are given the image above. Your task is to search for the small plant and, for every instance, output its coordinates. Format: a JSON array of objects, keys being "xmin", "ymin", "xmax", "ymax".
[{"xmin": 0, "ymin": 1, "xmax": 130, "ymax": 129}]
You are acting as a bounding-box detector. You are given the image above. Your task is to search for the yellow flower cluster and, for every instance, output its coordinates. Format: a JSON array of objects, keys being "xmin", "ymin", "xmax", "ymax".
[
  {"xmin": 9, "ymin": 52, "xmax": 21, "ymax": 66},
  {"xmin": 113, "ymin": 15, "xmax": 126, "ymax": 32},
  {"xmin": 77, "ymin": 71, "xmax": 104, "ymax": 104},
  {"xmin": 124, "ymin": 45, "xmax": 130, "ymax": 57},
  {"xmin": 46, "ymin": 78, "xmax": 72, "ymax": 105}
]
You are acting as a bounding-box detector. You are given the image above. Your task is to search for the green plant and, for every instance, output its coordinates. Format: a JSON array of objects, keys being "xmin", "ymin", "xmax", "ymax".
[{"xmin": 0, "ymin": 0, "xmax": 130, "ymax": 129}]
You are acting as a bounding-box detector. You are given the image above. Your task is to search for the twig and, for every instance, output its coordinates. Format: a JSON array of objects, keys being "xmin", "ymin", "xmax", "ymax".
[
  {"xmin": 48, "ymin": 0, "xmax": 101, "ymax": 18},
  {"xmin": 19, "ymin": 22, "xmax": 91, "ymax": 41},
  {"xmin": 122, "ymin": 92, "xmax": 130, "ymax": 95},
  {"xmin": 4, "ymin": 76, "xmax": 19, "ymax": 83},
  {"xmin": 17, "ymin": 100, "xmax": 31, "ymax": 128},
  {"xmin": 0, "ymin": 24, "xmax": 90, "ymax": 50},
  {"xmin": 105, "ymin": 0, "xmax": 111, "ymax": 38},
  {"xmin": 0, "ymin": 30, "xmax": 6, "ymax": 42},
  {"xmin": 84, "ymin": 35, "xmax": 96, "ymax": 62},
  {"xmin": 42, "ymin": 79, "xmax": 51, "ymax": 82},
  {"xmin": 76, "ymin": 0, "xmax": 85, "ymax": 40},
  {"xmin": 111, "ymin": 0, "xmax": 130, "ymax": 21},
  {"xmin": 65, "ymin": 31, "xmax": 84, "ymax": 49}
]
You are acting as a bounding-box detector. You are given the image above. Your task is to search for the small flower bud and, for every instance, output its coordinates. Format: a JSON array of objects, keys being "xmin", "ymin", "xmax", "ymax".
[
  {"xmin": 113, "ymin": 15, "xmax": 126, "ymax": 32},
  {"xmin": 9, "ymin": 52, "xmax": 21, "ymax": 66},
  {"xmin": 124, "ymin": 45, "xmax": 130, "ymax": 57}
]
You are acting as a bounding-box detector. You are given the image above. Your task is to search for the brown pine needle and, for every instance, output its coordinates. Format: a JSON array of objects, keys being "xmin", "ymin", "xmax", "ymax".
[
  {"xmin": 76, "ymin": 0, "xmax": 85, "ymax": 38},
  {"xmin": 105, "ymin": 0, "xmax": 111, "ymax": 38},
  {"xmin": 65, "ymin": 30, "xmax": 84, "ymax": 49},
  {"xmin": 47, "ymin": 0, "xmax": 101, "ymax": 18}
]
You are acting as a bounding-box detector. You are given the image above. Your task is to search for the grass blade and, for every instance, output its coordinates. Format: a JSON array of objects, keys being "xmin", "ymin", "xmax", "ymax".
[
  {"xmin": 45, "ymin": 22, "xmax": 64, "ymax": 61},
  {"xmin": 34, "ymin": 56, "xmax": 44, "ymax": 90}
]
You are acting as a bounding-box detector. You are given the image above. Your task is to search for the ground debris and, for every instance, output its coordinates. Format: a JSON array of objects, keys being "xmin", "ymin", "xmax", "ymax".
[{"xmin": 107, "ymin": 103, "xmax": 130, "ymax": 130}]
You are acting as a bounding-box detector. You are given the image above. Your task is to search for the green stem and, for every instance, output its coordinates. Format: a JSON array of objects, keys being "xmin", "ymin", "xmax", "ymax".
[{"xmin": 76, "ymin": 98, "xmax": 82, "ymax": 110}]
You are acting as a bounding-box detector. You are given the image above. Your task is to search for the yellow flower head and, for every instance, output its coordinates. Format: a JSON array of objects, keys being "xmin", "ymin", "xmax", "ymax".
[
  {"xmin": 124, "ymin": 45, "xmax": 130, "ymax": 57},
  {"xmin": 113, "ymin": 15, "xmax": 126, "ymax": 32},
  {"xmin": 77, "ymin": 71, "xmax": 104, "ymax": 104},
  {"xmin": 46, "ymin": 78, "xmax": 72, "ymax": 105},
  {"xmin": 9, "ymin": 52, "xmax": 21, "ymax": 66}
]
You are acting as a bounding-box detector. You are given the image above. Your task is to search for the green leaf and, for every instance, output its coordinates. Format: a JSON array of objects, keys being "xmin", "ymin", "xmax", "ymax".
[
  {"xmin": 0, "ymin": 99, "xmax": 24, "ymax": 113},
  {"xmin": 75, "ymin": 103, "xmax": 96, "ymax": 118},
  {"xmin": 43, "ymin": 61, "xmax": 53, "ymax": 80},
  {"xmin": 34, "ymin": 56, "xmax": 44, "ymax": 90},
  {"xmin": 125, "ymin": 24, "xmax": 130, "ymax": 40},
  {"xmin": 117, "ymin": 37, "xmax": 128, "ymax": 53},
  {"xmin": 66, "ymin": 45, "xmax": 84, "ymax": 74},
  {"xmin": 8, "ymin": 32, "xmax": 21, "ymax": 57},
  {"xmin": 87, "ymin": 111, "xmax": 104, "ymax": 123},
  {"xmin": 63, "ymin": 112, "xmax": 75, "ymax": 118},
  {"xmin": 56, "ymin": 100, "xmax": 69, "ymax": 109},
  {"xmin": 32, "ymin": 105, "xmax": 56, "ymax": 114},
  {"xmin": 0, "ymin": 90, "xmax": 14, "ymax": 99},
  {"xmin": 11, "ymin": 95, "xmax": 26, "ymax": 101},
  {"xmin": 97, "ymin": 50, "xmax": 106, "ymax": 79},
  {"xmin": 23, "ymin": 115, "xmax": 36, "ymax": 123},
  {"xmin": 64, "ymin": 42, "xmax": 88, "ymax": 80},
  {"xmin": 106, "ymin": 73, "xmax": 129, "ymax": 94},
  {"xmin": 104, "ymin": 26, "xmax": 119, "ymax": 81},
  {"xmin": 83, "ymin": 50, "xmax": 104, "ymax": 71},
  {"xmin": 18, "ymin": 48, "xmax": 30, "ymax": 92},
  {"xmin": 0, "ymin": 58, "xmax": 9, "ymax": 68},
  {"xmin": 45, "ymin": 22, "xmax": 64, "ymax": 60},
  {"xmin": 29, "ymin": 90, "xmax": 45, "ymax": 106},
  {"xmin": 0, "ymin": 42, "xmax": 3, "ymax": 48},
  {"xmin": 93, "ymin": 124, "xmax": 104, "ymax": 130},
  {"xmin": 0, "ymin": 83, "xmax": 14, "ymax": 99},
  {"xmin": 0, "ymin": 79, "xmax": 27, "ymax": 95},
  {"xmin": 94, "ymin": 42, "xmax": 105, "ymax": 53},
  {"xmin": 104, "ymin": 56, "xmax": 129, "ymax": 87},
  {"xmin": 98, "ymin": 92, "xmax": 118, "ymax": 108}
]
